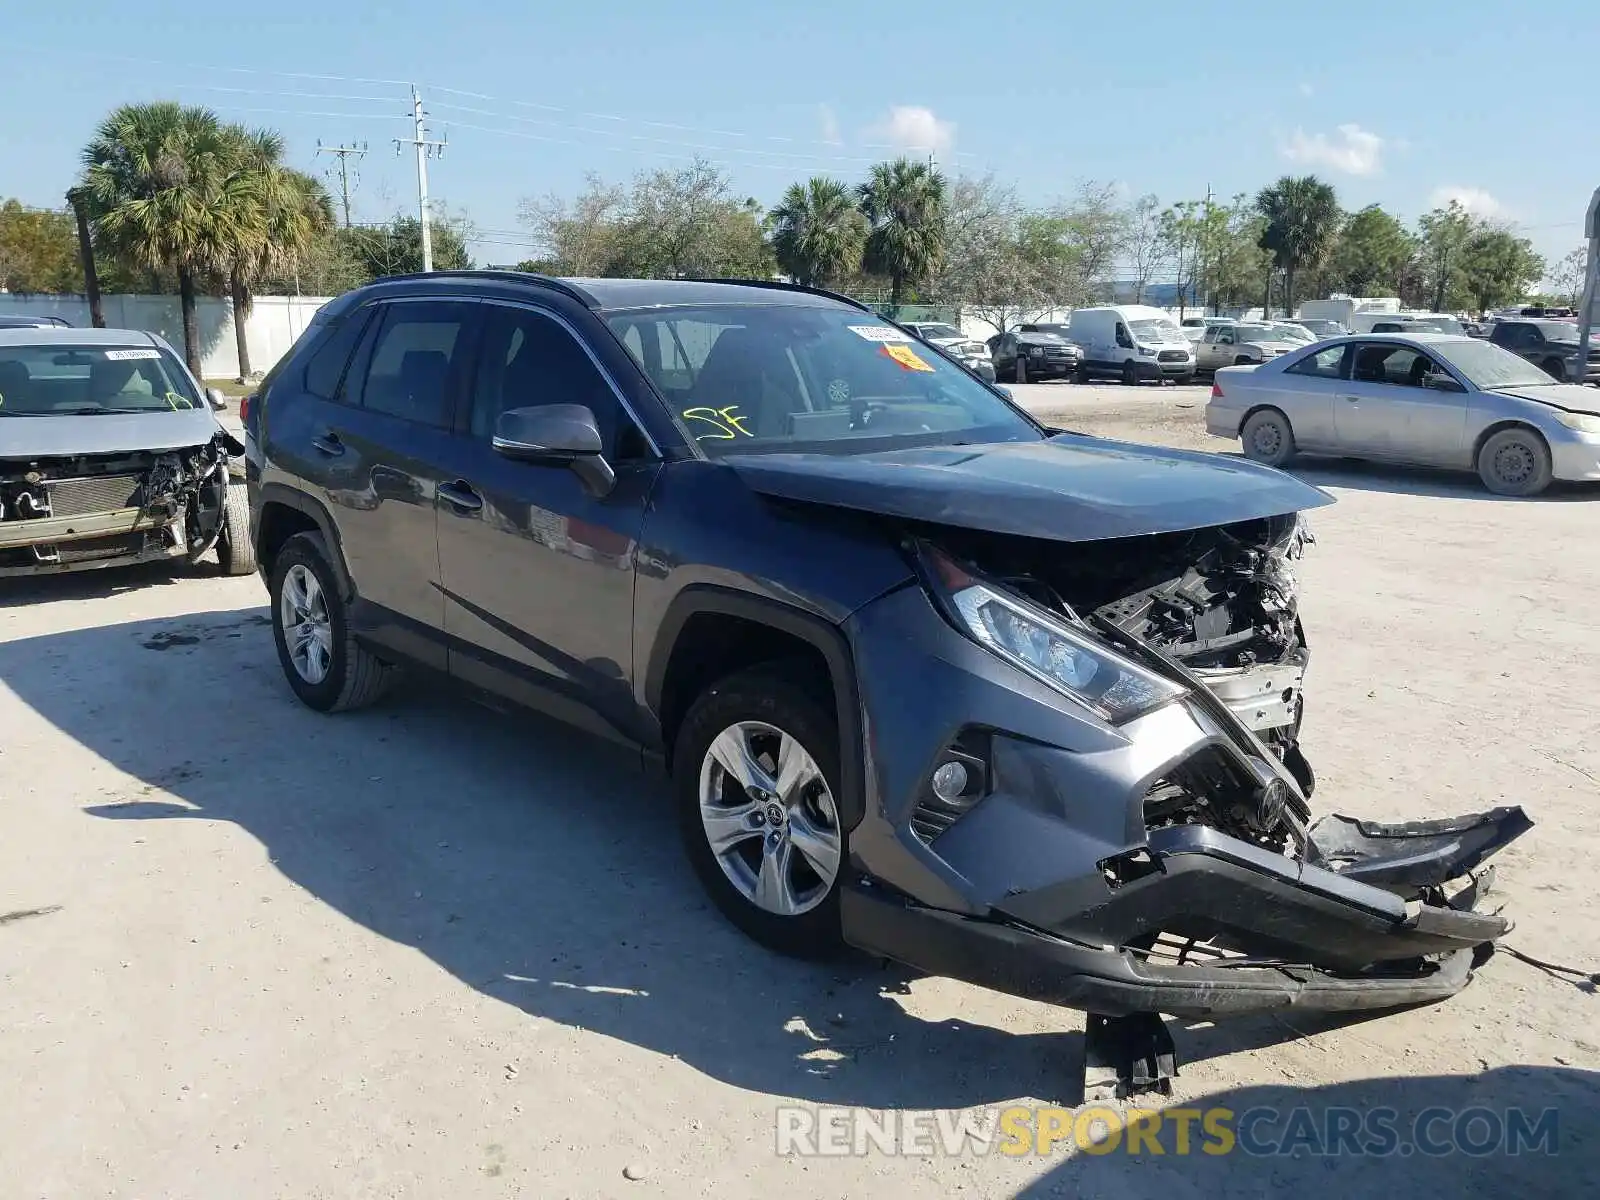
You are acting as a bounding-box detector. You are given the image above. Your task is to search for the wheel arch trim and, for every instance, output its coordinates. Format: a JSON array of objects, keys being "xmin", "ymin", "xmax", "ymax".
[{"xmin": 255, "ymin": 483, "xmax": 356, "ymax": 602}]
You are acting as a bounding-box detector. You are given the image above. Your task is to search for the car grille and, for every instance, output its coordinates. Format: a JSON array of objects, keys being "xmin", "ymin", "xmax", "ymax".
[
  {"xmin": 46, "ymin": 474, "xmax": 143, "ymax": 516},
  {"xmin": 1158, "ymin": 350, "xmax": 1190, "ymax": 363},
  {"xmin": 56, "ymin": 532, "xmax": 148, "ymax": 563},
  {"xmin": 1041, "ymin": 347, "xmax": 1076, "ymax": 360}
]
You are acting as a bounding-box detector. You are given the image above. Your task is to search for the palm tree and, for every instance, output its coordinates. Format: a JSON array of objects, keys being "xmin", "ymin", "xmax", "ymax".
[
  {"xmin": 1254, "ymin": 175, "xmax": 1341, "ymax": 316},
  {"xmin": 857, "ymin": 158, "xmax": 947, "ymax": 310},
  {"xmin": 221, "ymin": 127, "xmax": 335, "ymax": 379},
  {"xmin": 769, "ymin": 177, "xmax": 866, "ymax": 289},
  {"xmin": 78, "ymin": 102, "xmax": 253, "ymax": 375}
]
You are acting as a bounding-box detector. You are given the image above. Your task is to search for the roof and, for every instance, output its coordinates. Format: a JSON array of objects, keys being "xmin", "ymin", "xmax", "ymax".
[
  {"xmin": 561, "ymin": 277, "xmax": 859, "ymax": 311},
  {"xmin": 0, "ymin": 327, "xmax": 161, "ymax": 348},
  {"xmin": 1338, "ymin": 331, "xmax": 1471, "ymax": 345}
]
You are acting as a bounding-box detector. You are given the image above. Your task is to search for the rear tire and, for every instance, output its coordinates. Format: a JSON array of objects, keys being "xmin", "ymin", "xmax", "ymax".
[
  {"xmin": 1015, "ymin": 356, "xmax": 1028, "ymax": 384},
  {"xmin": 269, "ymin": 532, "xmax": 396, "ymax": 712},
  {"xmin": 1120, "ymin": 361, "xmax": 1138, "ymax": 386},
  {"xmin": 1476, "ymin": 426, "xmax": 1553, "ymax": 496},
  {"xmin": 1240, "ymin": 408, "xmax": 1296, "ymax": 467},
  {"xmin": 674, "ymin": 665, "xmax": 845, "ymax": 959},
  {"xmin": 215, "ymin": 481, "xmax": 256, "ymax": 576},
  {"xmin": 1075, "ymin": 364, "xmax": 1091, "ymax": 385}
]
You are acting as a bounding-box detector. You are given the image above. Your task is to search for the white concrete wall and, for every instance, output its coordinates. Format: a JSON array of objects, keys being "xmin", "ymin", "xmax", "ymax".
[{"xmin": 0, "ymin": 293, "xmax": 332, "ymax": 380}]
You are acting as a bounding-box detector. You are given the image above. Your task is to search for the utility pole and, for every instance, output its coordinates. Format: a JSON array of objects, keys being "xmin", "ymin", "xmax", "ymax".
[
  {"xmin": 315, "ymin": 139, "xmax": 368, "ymax": 228},
  {"xmin": 394, "ymin": 86, "xmax": 446, "ymax": 272},
  {"xmin": 1201, "ymin": 184, "xmax": 1215, "ymax": 315},
  {"xmin": 65, "ymin": 187, "xmax": 105, "ymax": 328}
]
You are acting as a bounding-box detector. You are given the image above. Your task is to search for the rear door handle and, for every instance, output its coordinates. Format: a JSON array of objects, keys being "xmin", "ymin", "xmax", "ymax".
[
  {"xmin": 438, "ymin": 480, "xmax": 483, "ymax": 513},
  {"xmin": 311, "ymin": 432, "xmax": 344, "ymax": 456}
]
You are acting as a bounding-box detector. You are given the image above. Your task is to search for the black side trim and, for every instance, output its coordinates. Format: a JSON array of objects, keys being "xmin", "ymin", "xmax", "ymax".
[{"xmin": 646, "ymin": 585, "xmax": 865, "ymax": 829}]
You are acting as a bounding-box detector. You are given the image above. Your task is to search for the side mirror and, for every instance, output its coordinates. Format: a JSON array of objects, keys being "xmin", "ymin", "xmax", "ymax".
[
  {"xmin": 1426, "ymin": 373, "xmax": 1466, "ymax": 393},
  {"xmin": 206, "ymin": 386, "xmax": 229, "ymax": 411},
  {"xmin": 993, "ymin": 385, "xmax": 1014, "ymax": 400},
  {"xmin": 493, "ymin": 404, "xmax": 614, "ymax": 495}
]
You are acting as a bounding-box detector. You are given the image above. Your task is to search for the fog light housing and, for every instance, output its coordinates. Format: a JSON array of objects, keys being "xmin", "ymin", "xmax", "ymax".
[{"xmin": 911, "ymin": 738, "xmax": 990, "ymax": 845}]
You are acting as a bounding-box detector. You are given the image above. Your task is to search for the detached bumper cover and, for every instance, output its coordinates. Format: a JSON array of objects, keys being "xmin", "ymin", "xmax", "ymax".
[{"xmin": 843, "ymin": 808, "xmax": 1524, "ymax": 1019}]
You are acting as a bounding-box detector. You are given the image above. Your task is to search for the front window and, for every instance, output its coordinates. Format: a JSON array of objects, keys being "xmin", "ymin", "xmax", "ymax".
[
  {"xmin": 0, "ymin": 344, "xmax": 202, "ymax": 415},
  {"xmin": 1128, "ymin": 318, "xmax": 1184, "ymax": 345},
  {"xmin": 912, "ymin": 323, "xmax": 964, "ymax": 341},
  {"xmin": 1532, "ymin": 321, "xmax": 1578, "ymax": 342},
  {"xmin": 605, "ymin": 304, "xmax": 1039, "ymax": 456},
  {"xmin": 1440, "ymin": 339, "xmax": 1566, "ymax": 390}
]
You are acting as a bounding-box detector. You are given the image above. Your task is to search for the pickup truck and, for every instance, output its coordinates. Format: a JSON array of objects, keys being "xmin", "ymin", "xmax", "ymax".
[{"xmin": 1488, "ymin": 319, "xmax": 1600, "ymax": 384}]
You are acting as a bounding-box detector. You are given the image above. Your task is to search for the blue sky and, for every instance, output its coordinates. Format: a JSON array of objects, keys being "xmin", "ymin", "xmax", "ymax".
[{"xmin": 5, "ymin": 0, "xmax": 1595, "ymax": 279}]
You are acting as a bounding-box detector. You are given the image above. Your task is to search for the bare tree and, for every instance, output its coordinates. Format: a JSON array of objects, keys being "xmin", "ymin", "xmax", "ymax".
[{"xmin": 1123, "ymin": 193, "xmax": 1170, "ymax": 303}]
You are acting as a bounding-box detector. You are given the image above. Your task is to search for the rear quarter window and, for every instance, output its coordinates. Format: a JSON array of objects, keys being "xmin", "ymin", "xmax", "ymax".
[{"xmin": 302, "ymin": 309, "xmax": 374, "ymax": 401}]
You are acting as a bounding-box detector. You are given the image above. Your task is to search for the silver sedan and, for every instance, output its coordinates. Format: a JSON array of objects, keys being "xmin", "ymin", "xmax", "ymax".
[{"xmin": 1205, "ymin": 332, "xmax": 1600, "ymax": 496}]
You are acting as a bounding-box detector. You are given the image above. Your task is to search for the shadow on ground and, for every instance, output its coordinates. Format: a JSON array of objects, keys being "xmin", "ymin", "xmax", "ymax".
[
  {"xmin": 1013, "ymin": 1065, "xmax": 1600, "ymax": 1196},
  {"xmin": 0, "ymin": 597, "xmax": 1534, "ymax": 1117}
]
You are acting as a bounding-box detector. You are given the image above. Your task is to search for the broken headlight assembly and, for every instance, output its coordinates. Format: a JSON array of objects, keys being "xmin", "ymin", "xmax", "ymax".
[{"xmin": 918, "ymin": 545, "xmax": 1187, "ymax": 725}]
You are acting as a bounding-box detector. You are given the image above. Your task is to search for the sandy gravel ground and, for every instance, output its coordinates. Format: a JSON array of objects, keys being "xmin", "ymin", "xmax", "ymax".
[{"xmin": 2, "ymin": 387, "xmax": 1597, "ymax": 1197}]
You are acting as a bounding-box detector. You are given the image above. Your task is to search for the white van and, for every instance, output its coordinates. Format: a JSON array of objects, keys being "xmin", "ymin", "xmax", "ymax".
[
  {"xmin": 1347, "ymin": 310, "xmax": 1465, "ymax": 335},
  {"xmin": 1066, "ymin": 304, "xmax": 1196, "ymax": 384}
]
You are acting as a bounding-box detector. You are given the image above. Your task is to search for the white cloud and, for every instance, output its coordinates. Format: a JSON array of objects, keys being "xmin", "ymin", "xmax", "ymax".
[
  {"xmin": 818, "ymin": 104, "xmax": 841, "ymax": 146},
  {"xmin": 864, "ymin": 105, "xmax": 955, "ymax": 156},
  {"xmin": 1281, "ymin": 123, "xmax": 1385, "ymax": 176},
  {"xmin": 1429, "ymin": 185, "xmax": 1503, "ymax": 217},
  {"xmin": 1298, "ymin": 81, "xmax": 1315, "ymax": 98}
]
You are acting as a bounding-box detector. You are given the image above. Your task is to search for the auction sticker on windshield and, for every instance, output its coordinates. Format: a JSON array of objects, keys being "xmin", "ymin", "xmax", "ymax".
[
  {"xmin": 848, "ymin": 325, "xmax": 913, "ymax": 343},
  {"xmin": 103, "ymin": 348, "xmax": 162, "ymax": 360},
  {"xmin": 881, "ymin": 343, "xmax": 934, "ymax": 372}
]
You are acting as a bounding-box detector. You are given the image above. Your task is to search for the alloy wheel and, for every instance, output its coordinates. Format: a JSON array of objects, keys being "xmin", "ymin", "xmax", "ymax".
[
  {"xmin": 697, "ymin": 720, "xmax": 842, "ymax": 917},
  {"xmin": 279, "ymin": 563, "xmax": 334, "ymax": 685}
]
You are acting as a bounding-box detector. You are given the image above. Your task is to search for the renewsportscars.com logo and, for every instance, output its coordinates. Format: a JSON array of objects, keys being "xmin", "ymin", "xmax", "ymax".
[{"xmin": 775, "ymin": 1104, "xmax": 1561, "ymax": 1159}]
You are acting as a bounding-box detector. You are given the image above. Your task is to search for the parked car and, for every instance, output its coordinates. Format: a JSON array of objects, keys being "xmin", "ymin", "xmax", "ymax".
[
  {"xmin": 0, "ymin": 328, "xmax": 250, "ymax": 577},
  {"xmin": 1065, "ymin": 305, "xmax": 1196, "ymax": 384},
  {"xmin": 0, "ymin": 314, "xmax": 72, "ymax": 329},
  {"xmin": 247, "ymin": 272, "xmax": 1523, "ymax": 1050},
  {"xmin": 1488, "ymin": 319, "xmax": 1600, "ymax": 384},
  {"xmin": 898, "ymin": 320, "xmax": 997, "ymax": 382},
  {"xmin": 1206, "ymin": 331, "xmax": 1600, "ymax": 495},
  {"xmin": 1295, "ymin": 318, "xmax": 1348, "ymax": 339},
  {"xmin": 1191, "ymin": 322, "xmax": 1302, "ymax": 374},
  {"xmin": 989, "ymin": 326, "xmax": 1083, "ymax": 382}
]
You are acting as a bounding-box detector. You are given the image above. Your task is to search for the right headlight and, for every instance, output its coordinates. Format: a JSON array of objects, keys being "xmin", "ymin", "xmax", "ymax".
[
  {"xmin": 1555, "ymin": 410, "xmax": 1600, "ymax": 434},
  {"xmin": 922, "ymin": 548, "xmax": 1187, "ymax": 724}
]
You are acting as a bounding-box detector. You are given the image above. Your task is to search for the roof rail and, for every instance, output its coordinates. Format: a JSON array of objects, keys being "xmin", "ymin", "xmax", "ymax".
[
  {"xmin": 362, "ymin": 269, "xmax": 602, "ymax": 307},
  {"xmin": 687, "ymin": 277, "xmax": 874, "ymax": 313}
]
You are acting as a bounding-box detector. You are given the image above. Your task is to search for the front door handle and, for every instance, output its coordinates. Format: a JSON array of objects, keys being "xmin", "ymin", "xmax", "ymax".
[
  {"xmin": 438, "ymin": 480, "xmax": 483, "ymax": 513},
  {"xmin": 311, "ymin": 432, "xmax": 344, "ymax": 456}
]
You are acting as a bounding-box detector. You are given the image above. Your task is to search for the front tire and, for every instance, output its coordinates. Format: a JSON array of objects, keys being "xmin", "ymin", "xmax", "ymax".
[
  {"xmin": 1075, "ymin": 363, "xmax": 1091, "ymax": 385},
  {"xmin": 215, "ymin": 480, "xmax": 257, "ymax": 576},
  {"xmin": 1476, "ymin": 426, "xmax": 1553, "ymax": 496},
  {"xmin": 1015, "ymin": 356, "xmax": 1028, "ymax": 384},
  {"xmin": 269, "ymin": 532, "xmax": 396, "ymax": 712},
  {"xmin": 1240, "ymin": 408, "xmax": 1297, "ymax": 467},
  {"xmin": 674, "ymin": 666, "xmax": 845, "ymax": 958},
  {"xmin": 1543, "ymin": 357, "xmax": 1567, "ymax": 382}
]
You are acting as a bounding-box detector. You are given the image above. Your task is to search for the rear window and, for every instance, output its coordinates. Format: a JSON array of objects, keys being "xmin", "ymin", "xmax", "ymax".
[{"xmin": 0, "ymin": 343, "xmax": 202, "ymax": 416}]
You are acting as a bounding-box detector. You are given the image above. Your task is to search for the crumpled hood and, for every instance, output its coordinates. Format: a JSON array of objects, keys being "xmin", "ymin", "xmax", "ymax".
[
  {"xmin": 0, "ymin": 407, "xmax": 225, "ymax": 459},
  {"xmin": 724, "ymin": 433, "xmax": 1334, "ymax": 542},
  {"xmin": 1489, "ymin": 383, "xmax": 1600, "ymax": 415}
]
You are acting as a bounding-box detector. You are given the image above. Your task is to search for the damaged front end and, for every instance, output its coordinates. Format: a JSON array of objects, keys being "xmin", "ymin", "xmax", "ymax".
[
  {"xmin": 0, "ymin": 434, "xmax": 234, "ymax": 576},
  {"xmin": 838, "ymin": 509, "xmax": 1531, "ymax": 1045}
]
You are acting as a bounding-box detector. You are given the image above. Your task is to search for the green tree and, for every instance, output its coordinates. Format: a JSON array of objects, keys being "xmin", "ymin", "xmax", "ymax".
[
  {"xmin": 1203, "ymin": 196, "xmax": 1272, "ymax": 312},
  {"xmin": 1416, "ymin": 200, "xmax": 1477, "ymax": 313},
  {"xmin": 1456, "ymin": 229, "xmax": 1544, "ymax": 313},
  {"xmin": 769, "ymin": 176, "xmax": 866, "ymax": 289},
  {"xmin": 339, "ymin": 212, "xmax": 473, "ymax": 282},
  {"xmin": 1254, "ymin": 175, "xmax": 1342, "ymax": 315},
  {"xmin": 218, "ymin": 128, "xmax": 335, "ymax": 377},
  {"xmin": 1328, "ymin": 205, "xmax": 1414, "ymax": 297},
  {"xmin": 857, "ymin": 157, "xmax": 947, "ymax": 310},
  {"xmin": 78, "ymin": 101, "xmax": 254, "ymax": 374},
  {"xmin": 0, "ymin": 201, "xmax": 83, "ymax": 293}
]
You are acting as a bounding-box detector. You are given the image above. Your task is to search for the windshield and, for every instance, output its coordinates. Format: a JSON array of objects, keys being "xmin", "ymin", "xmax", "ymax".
[
  {"xmin": 1128, "ymin": 319, "xmax": 1184, "ymax": 345},
  {"xmin": 1534, "ymin": 321, "xmax": 1579, "ymax": 342},
  {"xmin": 1234, "ymin": 324, "xmax": 1280, "ymax": 340},
  {"xmin": 1408, "ymin": 316, "xmax": 1464, "ymax": 335},
  {"xmin": 913, "ymin": 323, "xmax": 965, "ymax": 340},
  {"xmin": 1268, "ymin": 323, "xmax": 1315, "ymax": 342},
  {"xmin": 0, "ymin": 344, "xmax": 202, "ymax": 415},
  {"xmin": 606, "ymin": 304, "xmax": 1040, "ymax": 457},
  {"xmin": 1439, "ymin": 339, "xmax": 1564, "ymax": 390}
]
